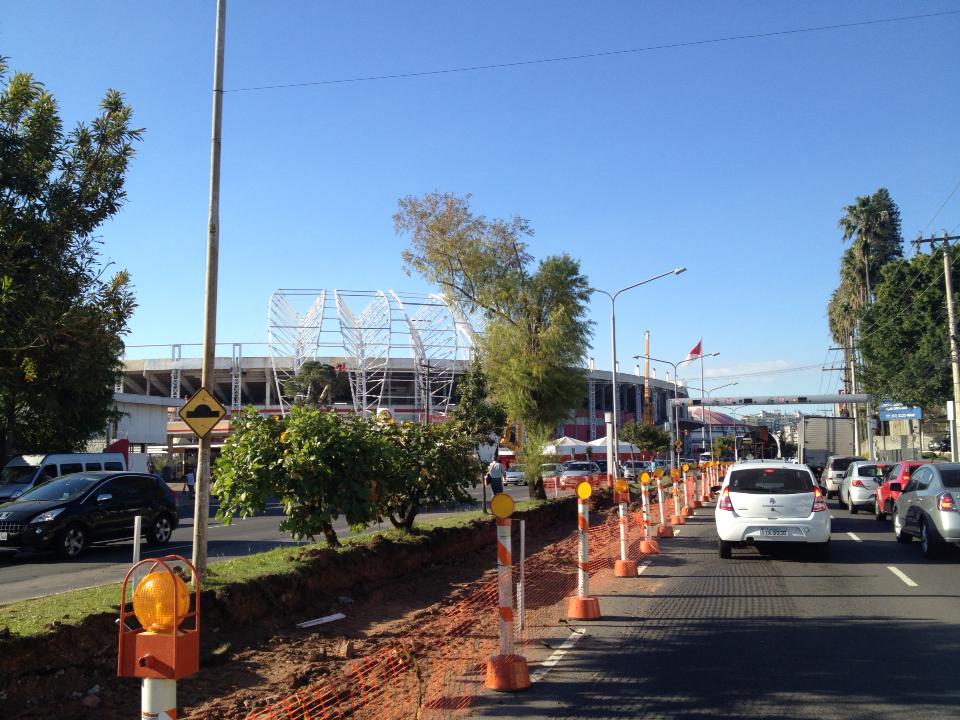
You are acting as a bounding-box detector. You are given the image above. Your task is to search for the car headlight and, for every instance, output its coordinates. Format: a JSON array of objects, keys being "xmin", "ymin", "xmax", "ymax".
[{"xmin": 29, "ymin": 508, "xmax": 65, "ymax": 524}]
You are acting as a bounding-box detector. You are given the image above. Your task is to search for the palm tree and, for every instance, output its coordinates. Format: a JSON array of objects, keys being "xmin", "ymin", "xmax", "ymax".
[
  {"xmin": 283, "ymin": 361, "xmax": 347, "ymax": 408},
  {"xmin": 838, "ymin": 188, "xmax": 903, "ymax": 305}
]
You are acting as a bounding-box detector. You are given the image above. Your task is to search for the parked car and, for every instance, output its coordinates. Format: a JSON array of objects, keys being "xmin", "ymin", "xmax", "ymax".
[
  {"xmin": 820, "ymin": 455, "xmax": 865, "ymax": 499},
  {"xmin": 504, "ymin": 465, "xmax": 526, "ymax": 486},
  {"xmin": 541, "ymin": 463, "xmax": 561, "ymax": 477},
  {"xmin": 875, "ymin": 460, "xmax": 930, "ymax": 520},
  {"xmin": 838, "ymin": 461, "xmax": 887, "ymax": 514},
  {"xmin": 0, "ymin": 471, "xmax": 178, "ymax": 559},
  {"xmin": 593, "ymin": 460, "xmax": 609, "ymax": 476},
  {"xmin": 928, "ymin": 436, "xmax": 951, "ymax": 452},
  {"xmin": 715, "ymin": 461, "xmax": 830, "ymax": 560},
  {"xmin": 559, "ymin": 461, "xmax": 600, "ymax": 488},
  {"xmin": 892, "ymin": 463, "xmax": 960, "ymax": 557},
  {"xmin": 622, "ymin": 460, "xmax": 655, "ymax": 479}
]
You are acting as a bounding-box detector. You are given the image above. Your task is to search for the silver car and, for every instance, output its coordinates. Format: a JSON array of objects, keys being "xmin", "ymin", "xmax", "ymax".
[
  {"xmin": 838, "ymin": 461, "xmax": 887, "ymax": 514},
  {"xmin": 821, "ymin": 455, "xmax": 865, "ymax": 499},
  {"xmin": 559, "ymin": 461, "xmax": 600, "ymax": 488},
  {"xmin": 504, "ymin": 464, "xmax": 526, "ymax": 486},
  {"xmin": 892, "ymin": 463, "xmax": 960, "ymax": 557}
]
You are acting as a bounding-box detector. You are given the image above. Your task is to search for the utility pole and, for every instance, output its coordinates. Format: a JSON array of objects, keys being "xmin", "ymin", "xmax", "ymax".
[
  {"xmin": 914, "ymin": 233, "xmax": 960, "ymax": 462},
  {"xmin": 193, "ymin": 0, "xmax": 226, "ymax": 579}
]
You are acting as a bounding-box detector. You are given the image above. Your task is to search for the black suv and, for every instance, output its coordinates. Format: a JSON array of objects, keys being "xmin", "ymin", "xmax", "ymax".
[{"xmin": 0, "ymin": 472, "xmax": 178, "ymax": 559}]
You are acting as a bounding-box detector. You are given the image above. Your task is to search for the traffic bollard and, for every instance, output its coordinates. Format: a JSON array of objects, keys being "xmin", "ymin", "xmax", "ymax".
[
  {"xmin": 485, "ymin": 494, "xmax": 530, "ymax": 691},
  {"xmin": 639, "ymin": 475, "xmax": 660, "ymax": 554},
  {"xmin": 655, "ymin": 473, "xmax": 674, "ymax": 538},
  {"xmin": 566, "ymin": 482, "xmax": 601, "ymax": 620},
  {"xmin": 614, "ymin": 480, "xmax": 638, "ymax": 577},
  {"xmin": 671, "ymin": 471, "xmax": 686, "ymax": 526}
]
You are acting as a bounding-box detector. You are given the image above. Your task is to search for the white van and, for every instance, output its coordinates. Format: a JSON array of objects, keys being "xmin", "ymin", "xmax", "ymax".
[{"xmin": 0, "ymin": 453, "xmax": 126, "ymax": 502}]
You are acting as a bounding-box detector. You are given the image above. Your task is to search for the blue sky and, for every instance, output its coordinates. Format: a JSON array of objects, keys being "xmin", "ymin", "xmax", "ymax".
[{"xmin": 4, "ymin": 1, "xmax": 959, "ymax": 411}]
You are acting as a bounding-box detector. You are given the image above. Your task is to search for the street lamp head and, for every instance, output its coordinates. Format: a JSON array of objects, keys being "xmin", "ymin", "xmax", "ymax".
[{"xmin": 673, "ymin": 267, "xmax": 687, "ymax": 275}]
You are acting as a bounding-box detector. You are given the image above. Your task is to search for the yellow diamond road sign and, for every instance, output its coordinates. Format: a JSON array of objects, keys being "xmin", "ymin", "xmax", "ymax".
[{"xmin": 178, "ymin": 387, "xmax": 226, "ymax": 438}]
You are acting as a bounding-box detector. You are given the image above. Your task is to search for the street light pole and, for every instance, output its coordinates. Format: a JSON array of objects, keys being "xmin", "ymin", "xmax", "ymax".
[
  {"xmin": 591, "ymin": 268, "xmax": 686, "ymax": 478},
  {"xmin": 635, "ymin": 352, "xmax": 720, "ymax": 470}
]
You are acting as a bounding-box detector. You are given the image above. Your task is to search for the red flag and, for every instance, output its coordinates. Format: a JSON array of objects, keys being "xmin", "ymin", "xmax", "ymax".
[{"xmin": 685, "ymin": 339, "xmax": 702, "ymax": 361}]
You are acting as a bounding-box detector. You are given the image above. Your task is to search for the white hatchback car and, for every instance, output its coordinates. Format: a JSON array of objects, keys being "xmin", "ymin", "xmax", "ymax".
[{"xmin": 715, "ymin": 461, "xmax": 831, "ymax": 560}]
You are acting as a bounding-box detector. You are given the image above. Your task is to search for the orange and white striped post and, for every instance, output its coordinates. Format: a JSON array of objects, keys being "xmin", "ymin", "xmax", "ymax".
[
  {"xmin": 614, "ymin": 479, "xmax": 638, "ymax": 577},
  {"xmin": 485, "ymin": 494, "xmax": 530, "ymax": 692},
  {"xmin": 681, "ymin": 468, "xmax": 694, "ymax": 516},
  {"xmin": 687, "ymin": 465, "xmax": 701, "ymax": 509},
  {"xmin": 639, "ymin": 473, "xmax": 660, "ymax": 554},
  {"xmin": 670, "ymin": 469, "xmax": 686, "ymax": 526},
  {"xmin": 567, "ymin": 482, "xmax": 601, "ymax": 619},
  {"xmin": 656, "ymin": 471, "xmax": 674, "ymax": 538}
]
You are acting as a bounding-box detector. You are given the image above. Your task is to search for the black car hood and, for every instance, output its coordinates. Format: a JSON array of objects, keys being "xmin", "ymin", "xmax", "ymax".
[
  {"xmin": 0, "ymin": 486, "xmax": 31, "ymax": 502},
  {"xmin": 0, "ymin": 499, "xmax": 66, "ymax": 520}
]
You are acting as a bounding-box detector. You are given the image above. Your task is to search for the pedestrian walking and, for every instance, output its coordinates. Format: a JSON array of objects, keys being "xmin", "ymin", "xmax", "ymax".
[
  {"xmin": 184, "ymin": 467, "xmax": 196, "ymax": 498},
  {"xmin": 485, "ymin": 457, "xmax": 505, "ymax": 495}
]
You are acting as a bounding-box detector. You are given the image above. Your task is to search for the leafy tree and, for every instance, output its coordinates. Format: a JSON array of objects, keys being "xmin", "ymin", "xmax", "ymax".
[
  {"xmin": 0, "ymin": 59, "xmax": 141, "ymax": 460},
  {"xmin": 859, "ymin": 246, "xmax": 959, "ymax": 410},
  {"xmin": 396, "ymin": 192, "xmax": 593, "ymax": 498},
  {"xmin": 374, "ymin": 419, "xmax": 481, "ymax": 530},
  {"xmin": 283, "ymin": 360, "xmax": 350, "ymax": 408},
  {"xmin": 619, "ymin": 421, "xmax": 670, "ymax": 456},
  {"xmin": 214, "ymin": 406, "xmax": 382, "ymax": 547},
  {"xmin": 712, "ymin": 435, "xmax": 735, "ymax": 460},
  {"xmin": 451, "ymin": 355, "xmax": 507, "ymax": 447}
]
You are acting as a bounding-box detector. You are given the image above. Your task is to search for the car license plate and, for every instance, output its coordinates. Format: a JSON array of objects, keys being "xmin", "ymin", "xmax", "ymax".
[
  {"xmin": 762, "ymin": 528, "xmax": 788, "ymax": 536},
  {"xmin": 0, "ymin": 532, "xmax": 7, "ymax": 541}
]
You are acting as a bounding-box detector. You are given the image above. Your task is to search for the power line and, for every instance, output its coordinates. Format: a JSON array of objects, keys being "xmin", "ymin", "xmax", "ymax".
[
  {"xmin": 224, "ymin": 9, "xmax": 960, "ymax": 93},
  {"xmin": 921, "ymin": 176, "xmax": 960, "ymax": 234},
  {"xmin": 680, "ymin": 363, "xmax": 823, "ymax": 383}
]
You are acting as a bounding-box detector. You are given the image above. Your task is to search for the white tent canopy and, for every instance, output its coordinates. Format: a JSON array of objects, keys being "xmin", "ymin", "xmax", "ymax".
[
  {"xmin": 543, "ymin": 436, "xmax": 589, "ymax": 455},
  {"xmin": 587, "ymin": 436, "xmax": 643, "ymax": 454}
]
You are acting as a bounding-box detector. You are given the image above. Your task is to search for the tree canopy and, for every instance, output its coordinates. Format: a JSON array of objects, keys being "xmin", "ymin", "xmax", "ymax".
[
  {"xmin": 396, "ymin": 192, "xmax": 593, "ymax": 497},
  {"xmin": 0, "ymin": 59, "xmax": 141, "ymax": 460},
  {"xmin": 619, "ymin": 421, "xmax": 671, "ymax": 456},
  {"xmin": 859, "ymin": 246, "xmax": 959, "ymax": 410}
]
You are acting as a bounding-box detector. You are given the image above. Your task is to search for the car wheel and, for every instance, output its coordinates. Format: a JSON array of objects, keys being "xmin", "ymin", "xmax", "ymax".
[
  {"xmin": 893, "ymin": 510, "xmax": 912, "ymax": 544},
  {"xmin": 146, "ymin": 514, "xmax": 174, "ymax": 546},
  {"xmin": 718, "ymin": 540, "xmax": 732, "ymax": 559},
  {"xmin": 849, "ymin": 494, "xmax": 858, "ymax": 514},
  {"xmin": 811, "ymin": 540, "xmax": 831, "ymax": 562},
  {"xmin": 875, "ymin": 497, "xmax": 886, "ymax": 521},
  {"xmin": 920, "ymin": 517, "xmax": 944, "ymax": 559},
  {"xmin": 56, "ymin": 524, "xmax": 87, "ymax": 560}
]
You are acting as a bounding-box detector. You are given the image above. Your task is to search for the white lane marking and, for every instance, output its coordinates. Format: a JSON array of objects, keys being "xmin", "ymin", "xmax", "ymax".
[
  {"xmin": 530, "ymin": 628, "xmax": 587, "ymax": 683},
  {"xmin": 888, "ymin": 566, "xmax": 918, "ymax": 587},
  {"xmin": 847, "ymin": 532, "xmax": 862, "ymax": 542},
  {"xmin": 637, "ymin": 561, "xmax": 651, "ymax": 575}
]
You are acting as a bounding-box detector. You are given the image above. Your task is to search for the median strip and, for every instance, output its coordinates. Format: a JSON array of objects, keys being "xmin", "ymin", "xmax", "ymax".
[{"xmin": 887, "ymin": 566, "xmax": 918, "ymax": 587}]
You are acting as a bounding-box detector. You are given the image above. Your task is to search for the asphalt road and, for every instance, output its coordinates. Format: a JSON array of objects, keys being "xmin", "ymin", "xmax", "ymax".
[
  {"xmin": 474, "ymin": 499, "xmax": 960, "ymax": 720},
  {"xmin": 0, "ymin": 481, "xmax": 536, "ymax": 604}
]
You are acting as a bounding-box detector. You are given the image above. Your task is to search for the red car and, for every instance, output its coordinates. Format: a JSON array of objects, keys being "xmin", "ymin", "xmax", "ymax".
[{"xmin": 875, "ymin": 460, "xmax": 930, "ymax": 520}]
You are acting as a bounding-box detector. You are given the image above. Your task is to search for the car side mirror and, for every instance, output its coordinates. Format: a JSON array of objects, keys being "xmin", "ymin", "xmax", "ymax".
[
  {"xmin": 889, "ymin": 483, "xmax": 901, "ymax": 493},
  {"xmin": 96, "ymin": 492, "xmax": 113, "ymax": 503}
]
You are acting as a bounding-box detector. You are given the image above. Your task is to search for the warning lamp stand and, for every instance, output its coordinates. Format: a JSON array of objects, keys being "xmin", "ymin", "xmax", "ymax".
[
  {"xmin": 118, "ymin": 555, "xmax": 200, "ymax": 720},
  {"xmin": 687, "ymin": 469, "xmax": 702, "ymax": 509},
  {"xmin": 567, "ymin": 484, "xmax": 601, "ymax": 620},
  {"xmin": 485, "ymin": 495, "xmax": 530, "ymax": 692},
  {"xmin": 656, "ymin": 476, "xmax": 674, "ymax": 538},
  {"xmin": 639, "ymin": 478, "xmax": 659, "ymax": 554},
  {"xmin": 613, "ymin": 482, "xmax": 638, "ymax": 577},
  {"xmin": 670, "ymin": 472, "xmax": 686, "ymax": 526}
]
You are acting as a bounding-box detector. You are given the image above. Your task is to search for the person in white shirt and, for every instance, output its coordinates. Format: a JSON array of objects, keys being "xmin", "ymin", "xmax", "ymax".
[{"xmin": 485, "ymin": 458, "xmax": 505, "ymax": 495}]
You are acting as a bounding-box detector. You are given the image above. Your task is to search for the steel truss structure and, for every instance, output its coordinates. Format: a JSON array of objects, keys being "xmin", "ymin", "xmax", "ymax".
[{"xmin": 267, "ymin": 289, "xmax": 476, "ymax": 416}]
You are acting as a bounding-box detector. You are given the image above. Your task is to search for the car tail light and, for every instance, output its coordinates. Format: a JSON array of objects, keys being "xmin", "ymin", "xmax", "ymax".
[
  {"xmin": 718, "ymin": 488, "xmax": 733, "ymax": 511},
  {"xmin": 811, "ymin": 488, "xmax": 827, "ymax": 512},
  {"xmin": 902, "ymin": 471, "xmax": 911, "ymax": 484},
  {"xmin": 938, "ymin": 493, "xmax": 957, "ymax": 512},
  {"xmin": 852, "ymin": 479, "xmax": 866, "ymax": 488}
]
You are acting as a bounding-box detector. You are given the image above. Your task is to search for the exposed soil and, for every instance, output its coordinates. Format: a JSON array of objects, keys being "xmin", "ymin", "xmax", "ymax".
[{"xmin": 0, "ymin": 496, "xmax": 596, "ymax": 719}]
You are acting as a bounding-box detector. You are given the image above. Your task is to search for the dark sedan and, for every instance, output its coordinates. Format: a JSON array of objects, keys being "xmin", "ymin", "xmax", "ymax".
[{"xmin": 0, "ymin": 472, "xmax": 178, "ymax": 559}]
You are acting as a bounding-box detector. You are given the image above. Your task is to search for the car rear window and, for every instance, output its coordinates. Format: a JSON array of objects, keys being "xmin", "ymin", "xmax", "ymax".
[
  {"xmin": 857, "ymin": 465, "xmax": 886, "ymax": 477},
  {"xmin": 939, "ymin": 468, "xmax": 960, "ymax": 488},
  {"xmin": 729, "ymin": 468, "xmax": 814, "ymax": 494},
  {"xmin": 830, "ymin": 458, "xmax": 856, "ymax": 471}
]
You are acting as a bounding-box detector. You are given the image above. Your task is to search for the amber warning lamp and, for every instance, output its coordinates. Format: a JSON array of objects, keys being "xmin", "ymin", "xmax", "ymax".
[{"xmin": 118, "ymin": 555, "xmax": 200, "ymax": 720}]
